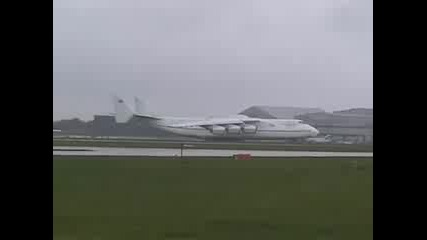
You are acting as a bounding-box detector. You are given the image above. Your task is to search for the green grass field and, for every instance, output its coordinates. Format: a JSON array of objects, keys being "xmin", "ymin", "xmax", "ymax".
[
  {"xmin": 53, "ymin": 139, "xmax": 373, "ymax": 152},
  {"xmin": 53, "ymin": 156, "xmax": 373, "ymax": 240}
]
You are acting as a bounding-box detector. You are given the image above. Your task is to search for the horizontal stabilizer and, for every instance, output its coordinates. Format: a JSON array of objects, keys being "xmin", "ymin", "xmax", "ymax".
[{"xmin": 133, "ymin": 113, "xmax": 161, "ymax": 120}]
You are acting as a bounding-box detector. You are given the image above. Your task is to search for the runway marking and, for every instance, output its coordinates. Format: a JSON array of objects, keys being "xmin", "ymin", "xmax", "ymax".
[{"xmin": 53, "ymin": 147, "xmax": 373, "ymax": 158}]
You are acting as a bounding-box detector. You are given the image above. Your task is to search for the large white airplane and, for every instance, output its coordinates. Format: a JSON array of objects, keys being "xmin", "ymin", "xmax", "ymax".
[{"xmin": 113, "ymin": 96, "xmax": 319, "ymax": 141}]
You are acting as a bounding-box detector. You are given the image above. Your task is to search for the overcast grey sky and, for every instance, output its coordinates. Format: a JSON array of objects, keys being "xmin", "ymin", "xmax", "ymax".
[{"xmin": 53, "ymin": 0, "xmax": 372, "ymax": 121}]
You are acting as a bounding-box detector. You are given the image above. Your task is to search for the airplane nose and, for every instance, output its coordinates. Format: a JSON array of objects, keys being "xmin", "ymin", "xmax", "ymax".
[{"xmin": 311, "ymin": 128, "xmax": 319, "ymax": 136}]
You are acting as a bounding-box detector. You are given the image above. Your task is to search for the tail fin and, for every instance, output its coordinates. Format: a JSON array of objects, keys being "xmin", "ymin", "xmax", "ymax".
[
  {"xmin": 134, "ymin": 97, "xmax": 145, "ymax": 114},
  {"xmin": 112, "ymin": 95, "xmax": 135, "ymax": 123},
  {"xmin": 113, "ymin": 95, "xmax": 161, "ymax": 123}
]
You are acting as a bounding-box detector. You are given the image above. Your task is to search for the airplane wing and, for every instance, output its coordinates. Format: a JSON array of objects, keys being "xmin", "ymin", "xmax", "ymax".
[{"xmin": 170, "ymin": 118, "xmax": 260, "ymax": 128}]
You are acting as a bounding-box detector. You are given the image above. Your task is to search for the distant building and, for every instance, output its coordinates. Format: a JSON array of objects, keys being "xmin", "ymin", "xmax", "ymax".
[
  {"xmin": 296, "ymin": 108, "xmax": 373, "ymax": 143},
  {"xmin": 240, "ymin": 106, "xmax": 373, "ymax": 144},
  {"xmin": 90, "ymin": 114, "xmax": 174, "ymax": 137},
  {"xmin": 333, "ymin": 108, "xmax": 373, "ymax": 116},
  {"xmin": 52, "ymin": 118, "xmax": 88, "ymax": 135},
  {"xmin": 240, "ymin": 106, "xmax": 325, "ymax": 119},
  {"xmin": 91, "ymin": 115, "xmax": 117, "ymax": 136}
]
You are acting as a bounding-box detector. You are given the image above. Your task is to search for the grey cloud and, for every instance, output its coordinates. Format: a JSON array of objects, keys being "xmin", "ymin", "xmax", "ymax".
[{"xmin": 54, "ymin": 0, "xmax": 372, "ymax": 120}]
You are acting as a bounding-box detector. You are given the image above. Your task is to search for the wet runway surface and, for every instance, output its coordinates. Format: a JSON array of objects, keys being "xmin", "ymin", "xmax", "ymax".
[{"xmin": 53, "ymin": 146, "xmax": 373, "ymax": 158}]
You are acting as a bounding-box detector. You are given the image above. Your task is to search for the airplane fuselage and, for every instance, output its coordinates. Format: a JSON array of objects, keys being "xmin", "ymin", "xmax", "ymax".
[
  {"xmin": 113, "ymin": 96, "xmax": 319, "ymax": 140},
  {"xmin": 152, "ymin": 117, "xmax": 319, "ymax": 140}
]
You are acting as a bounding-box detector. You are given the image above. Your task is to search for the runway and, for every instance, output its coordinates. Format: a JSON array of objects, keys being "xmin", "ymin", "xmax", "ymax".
[{"xmin": 53, "ymin": 146, "xmax": 373, "ymax": 158}]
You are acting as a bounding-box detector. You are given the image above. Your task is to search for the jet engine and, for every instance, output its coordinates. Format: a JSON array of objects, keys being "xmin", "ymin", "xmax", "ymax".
[
  {"xmin": 226, "ymin": 125, "xmax": 242, "ymax": 134},
  {"xmin": 242, "ymin": 125, "xmax": 257, "ymax": 134},
  {"xmin": 211, "ymin": 126, "xmax": 226, "ymax": 135}
]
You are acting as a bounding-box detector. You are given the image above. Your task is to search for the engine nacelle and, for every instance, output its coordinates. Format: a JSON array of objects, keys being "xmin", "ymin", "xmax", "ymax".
[
  {"xmin": 242, "ymin": 125, "xmax": 257, "ymax": 134},
  {"xmin": 211, "ymin": 126, "xmax": 226, "ymax": 135},
  {"xmin": 226, "ymin": 125, "xmax": 242, "ymax": 134}
]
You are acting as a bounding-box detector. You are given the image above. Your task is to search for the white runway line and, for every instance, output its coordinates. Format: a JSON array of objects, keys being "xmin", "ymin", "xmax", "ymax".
[{"xmin": 53, "ymin": 147, "xmax": 373, "ymax": 158}]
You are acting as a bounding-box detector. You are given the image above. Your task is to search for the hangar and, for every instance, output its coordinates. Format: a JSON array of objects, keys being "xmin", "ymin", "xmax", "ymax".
[{"xmin": 240, "ymin": 106, "xmax": 373, "ymax": 144}]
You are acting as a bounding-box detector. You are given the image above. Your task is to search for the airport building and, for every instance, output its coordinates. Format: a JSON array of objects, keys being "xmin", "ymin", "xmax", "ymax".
[
  {"xmin": 240, "ymin": 106, "xmax": 373, "ymax": 144},
  {"xmin": 90, "ymin": 115, "xmax": 174, "ymax": 137},
  {"xmin": 240, "ymin": 106, "xmax": 325, "ymax": 119},
  {"xmin": 296, "ymin": 109, "xmax": 373, "ymax": 143}
]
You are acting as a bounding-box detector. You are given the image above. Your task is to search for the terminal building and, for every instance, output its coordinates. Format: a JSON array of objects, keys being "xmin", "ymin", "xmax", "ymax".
[
  {"xmin": 240, "ymin": 106, "xmax": 373, "ymax": 144},
  {"xmin": 296, "ymin": 108, "xmax": 373, "ymax": 143},
  {"xmin": 240, "ymin": 106, "xmax": 325, "ymax": 119},
  {"xmin": 90, "ymin": 115, "xmax": 174, "ymax": 137}
]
